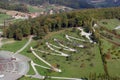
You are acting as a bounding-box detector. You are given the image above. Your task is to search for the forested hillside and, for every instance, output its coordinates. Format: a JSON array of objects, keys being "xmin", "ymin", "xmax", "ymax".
[
  {"xmin": 4, "ymin": 7, "xmax": 120, "ymax": 40},
  {"xmin": 14, "ymin": 0, "xmax": 120, "ymax": 8},
  {"xmin": 1, "ymin": 0, "xmax": 120, "ymax": 10},
  {"xmin": 0, "ymin": 2, "xmax": 28, "ymax": 12},
  {"xmin": 19, "ymin": 0, "xmax": 94, "ymax": 9},
  {"xmin": 88, "ymin": 0, "xmax": 120, "ymax": 8}
]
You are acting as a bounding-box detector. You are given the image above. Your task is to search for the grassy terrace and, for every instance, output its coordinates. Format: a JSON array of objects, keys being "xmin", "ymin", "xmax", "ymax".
[
  {"xmin": 29, "ymin": 28, "xmax": 104, "ymax": 78},
  {"xmin": 27, "ymin": 5, "xmax": 43, "ymax": 13},
  {"xmin": 98, "ymin": 19, "xmax": 120, "ymax": 30}
]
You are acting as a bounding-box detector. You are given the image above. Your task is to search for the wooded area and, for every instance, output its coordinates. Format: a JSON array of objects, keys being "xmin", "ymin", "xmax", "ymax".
[
  {"xmin": 0, "ymin": 2, "xmax": 28, "ymax": 12},
  {"xmin": 4, "ymin": 7, "xmax": 120, "ymax": 40}
]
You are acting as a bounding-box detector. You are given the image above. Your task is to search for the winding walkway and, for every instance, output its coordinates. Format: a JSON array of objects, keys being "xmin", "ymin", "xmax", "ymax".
[
  {"xmin": 30, "ymin": 47, "xmax": 62, "ymax": 72},
  {"xmin": 13, "ymin": 35, "xmax": 33, "ymax": 56},
  {"xmin": 25, "ymin": 60, "xmax": 45, "ymax": 79},
  {"xmin": 0, "ymin": 38, "xmax": 15, "ymax": 48},
  {"xmin": 54, "ymin": 38, "xmax": 77, "ymax": 51},
  {"xmin": 77, "ymin": 27, "xmax": 93, "ymax": 43},
  {"xmin": 65, "ymin": 35, "xmax": 86, "ymax": 42},
  {"xmin": 46, "ymin": 42, "xmax": 69, "ymax": 57},
  {"xmin": 33, "ymin": 49, "xmax": 64, "ymax": 56}
]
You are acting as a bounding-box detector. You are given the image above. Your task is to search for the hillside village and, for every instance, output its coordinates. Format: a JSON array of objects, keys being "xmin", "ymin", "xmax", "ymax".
[{"xmin": 0, "ymin": 3, "xmax": 72, "ymax": 19}]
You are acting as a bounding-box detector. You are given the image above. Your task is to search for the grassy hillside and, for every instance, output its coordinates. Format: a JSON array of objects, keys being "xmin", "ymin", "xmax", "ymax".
[{"xmin": 0, "ymin": 13, "xmax": 11, "ymax": 24}]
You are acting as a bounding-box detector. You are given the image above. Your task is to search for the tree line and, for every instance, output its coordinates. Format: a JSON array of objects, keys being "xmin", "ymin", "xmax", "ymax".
[{"xmin": 3, "ymin": 7, "xmax": 120, "ymax": 40}]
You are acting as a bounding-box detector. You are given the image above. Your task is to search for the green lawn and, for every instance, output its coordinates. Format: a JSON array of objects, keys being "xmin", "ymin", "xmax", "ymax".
[
  {"xmin": 0, "ymin": 38, "xmax": 28, "ymax": 52},
  {"xmin": 0, "ymin": 13, "xmax": 11, "ymax": 24},
  {"xmin": 27, "ymin": 5, "xmax": 42, "ymax": 13},
  {"xmin": 98, "ymin": 19, "xmax": 120, "ymax": 30},
  {"xmin": 98, "ymin": 19, "xmax": 120, "ymax": 77},
  {"xmin": 100, "ymin": 38, "xmax": 120, "ymax": 77}
]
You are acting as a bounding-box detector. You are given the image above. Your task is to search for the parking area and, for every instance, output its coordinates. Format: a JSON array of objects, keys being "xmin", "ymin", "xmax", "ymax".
[{"xmin": 0, "ymin": 51, "xmax": 30, "ymax": 80}]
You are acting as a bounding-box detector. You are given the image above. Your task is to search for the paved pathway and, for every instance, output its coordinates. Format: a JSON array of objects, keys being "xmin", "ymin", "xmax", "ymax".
[
  {"xmin": 33, "ymin": 49, "xmax": 64, "ymax": 56},
  {"xmin": 77, "ymin": 27, "xmax": 93, "ymax": 43},
  {"xmin": 30, "ymin": 47, "xmax": 62, "ymax": 72},
  {"xmin": 54, "ymin": 38, "xmax": 77, "ymax": 51},
  {"xmin": 50, "ymin": 76, "xmax": 83, "ymax": 80},
  {"xmin": 65, "ymin": 35, "xmax": 85, "ymax": 42},
  {"xmin": 25, "ymin": 60, "xmax": 45, "ymax": 79},
  {"xmin": 46, "ymin": 42, "xmax": 69, "ymax": 57},
  {"xmin": 0, "ymin": 37, "xmax": 3, "ymax": 47},
  {"xmin": 115, "ymin": 26, "xmax": 120, "ymax": 29},
  {"xmin": 13, "ymin": 35, "xmax": 33, "ymax": 56}
]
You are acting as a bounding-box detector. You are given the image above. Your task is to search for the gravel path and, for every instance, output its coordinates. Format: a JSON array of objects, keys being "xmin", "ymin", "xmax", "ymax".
[{"xmin": 13, "ymin": 35, "xmax": 33, "ymax": 56}]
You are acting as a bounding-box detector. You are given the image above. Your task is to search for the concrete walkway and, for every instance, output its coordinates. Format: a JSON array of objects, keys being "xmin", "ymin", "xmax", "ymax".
[
  {"xmin": 25, "ymin": 60, "xmax": 45, "ymax": 79},
  {"xmin": 33, "ymin": 49, "xmax": 65, "ymax": 56},
  {"xmin": 65, "ymin": 35, "xmax": 86, "ymax": 42},
  {"xmin": 77, "ymin": 27, "xmax": 93, "ymax": 43},
  {"xmin": 54, "ymin": 38, "xmax": 77, "ymax": 51},
  {"xmin": 50, "ymin": 76, "xmax": 83, "ymax": 80},
  {"xmin": 46, "ymin": 42, "xmax": 69, "ymax": 57},
  {"xmin": 30, "ymin": 47, "xmax": 62, "ymax": 72},
  {"xmin": 13, "ymin": 35, "xmax": 33, "ymax": 56}
]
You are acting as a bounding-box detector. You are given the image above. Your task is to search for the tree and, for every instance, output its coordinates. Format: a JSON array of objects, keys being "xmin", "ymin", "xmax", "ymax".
[
  {"xmin": 15, "ymin": 29, "xmax": 23, "ymax": 40},
  {"xmin": 43, "ymin": 25, "xmax": 49, "ymax": 34}
]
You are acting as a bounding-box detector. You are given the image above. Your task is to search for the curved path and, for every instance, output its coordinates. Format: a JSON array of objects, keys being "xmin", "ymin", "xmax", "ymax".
[
  {"xmin": 65, "ymin": 35, "xmax": 86, "ymax": 42},
  {"xmin": 25, "ymin": 60, "xmax": 45, "ymax": 79},
  {"xmin": 54, "ymin": 38, "xmax": 77, "ymax": 51},
  {"xmin": 46, "ymin": 42, "xmax": 69, "ymax": 57},
  {"xmin": 33, "ymin": 49, "xmax": 64, "ymax": 56},
  {"xmin": 30, "ymin": 47, "xmax": 62, "ymax": 72},
  {"xmin": 77, "ymin": 27, "xmax": 93, "ymax": 43},
  {"xmin": 13, "ymin": 35, "xmax": 33, "ymax": 56}
]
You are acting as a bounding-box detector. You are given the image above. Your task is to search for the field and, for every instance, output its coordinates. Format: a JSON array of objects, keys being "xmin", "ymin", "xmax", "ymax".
[
  {"xmin": 1, "ymin": 38, "xmax": 28, "ymax": 52},
  {"xmin": 0, "ymin": 19, "xmax": 120, "ymax": 80},
  {"xmin": 34, "ymin": 28, "xmax": 104, "ymax": 78},
  {"xmin": 22, "ymin": 28, "xmax": 105, "ymax": 80},
  {"xmin": 27, "ymin": 5, "xmax": 43, "ymax": 13},
  {"xmin": 98, "ymin": 19, "xmax": 120, "ymax": 30},
  {"xmin": 19, "ymin": 19, "xmax": 120, "ymax": 80},
  {"xmin": 0, "ymin": 13, "xmax": 11, "ymax": 24},
  {"xmin": 98, "ymin": 19, "xmax": 120, "ymax": 77}
]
